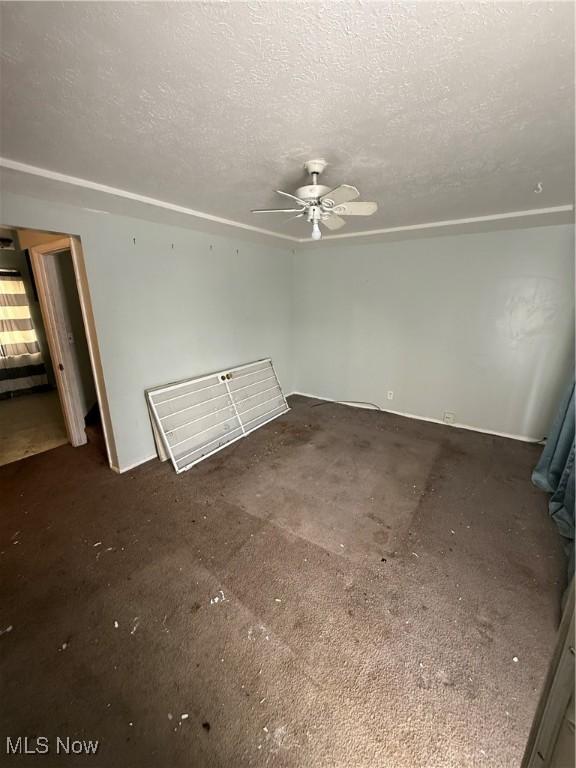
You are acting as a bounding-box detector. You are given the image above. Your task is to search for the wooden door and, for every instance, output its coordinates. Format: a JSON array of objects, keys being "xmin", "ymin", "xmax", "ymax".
[{"xmin": 29, "ymin": 238, "xmax": 87, "ymax": 446}]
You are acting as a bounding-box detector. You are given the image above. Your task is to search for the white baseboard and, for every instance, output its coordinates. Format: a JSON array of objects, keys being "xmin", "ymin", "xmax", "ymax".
[
  {"xmin": 111, "ymin": 392, "xmax": 540, "ymax": 474},
  {"xmin": 286, "ymin": 391, "xmax": 542, "ymax": 444}
]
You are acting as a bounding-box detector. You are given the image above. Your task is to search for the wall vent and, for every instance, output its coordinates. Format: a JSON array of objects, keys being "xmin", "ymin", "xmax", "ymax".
[{"xmin": 146, "ymin": 358, "xmax": 289, "ymax": 473}]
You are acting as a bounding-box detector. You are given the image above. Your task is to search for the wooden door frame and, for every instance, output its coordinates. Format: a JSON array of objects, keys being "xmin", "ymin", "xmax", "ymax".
[{"xmin": 28, "ymin": 236, "xmax": 117, "ymax": 468}]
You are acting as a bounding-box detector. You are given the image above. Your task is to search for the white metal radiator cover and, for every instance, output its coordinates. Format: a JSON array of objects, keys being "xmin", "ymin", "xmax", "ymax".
[{"xmin": 146, "ymin": 358, "xmax": 289, "ymax": 473}]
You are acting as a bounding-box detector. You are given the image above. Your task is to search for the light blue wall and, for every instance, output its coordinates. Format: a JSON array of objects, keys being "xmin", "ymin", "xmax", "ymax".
[
  {"xmin": 293, "ymin": 225, "xmax": 575, "ymax": 439},
  {"xmin": 1, "ymin": 191, "xmax": 293, "ymax": 470},
  {"xmin": 2, "ymin": 185, "xmax": 573, "ymax": 468}
]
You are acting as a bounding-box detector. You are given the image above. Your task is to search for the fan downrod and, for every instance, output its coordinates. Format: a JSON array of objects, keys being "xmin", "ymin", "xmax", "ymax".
[
  {"xmin": 296, "ymin": 159, "xmax": 330, "ymax": 202},
  {"xmin": 304, "ymin": 158, "xmax": 328, "ymax": 186}
]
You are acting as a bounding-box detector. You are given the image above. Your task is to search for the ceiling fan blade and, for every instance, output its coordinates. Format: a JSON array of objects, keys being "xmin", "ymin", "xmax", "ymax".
[
  {"xmin": 333, "ymin": 201, "xmax": 378, "ymax": 216},
  {"xmin": 276, "ymin": 189, "xmax": 308, "ymax": 205},
  {"xmin": 251, "ymin": 208, "xmax": 305, "ymax": 214},
  {"xmin": 320, "ymin": 184, "xmax": 359, "ymax": 207},
  {"xmin": 322, "ymin": 214, "xmax": 346, "ymax": 231}
]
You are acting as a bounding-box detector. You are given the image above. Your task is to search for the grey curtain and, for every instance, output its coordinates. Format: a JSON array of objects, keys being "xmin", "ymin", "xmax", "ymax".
[
  {"xmin": 0, "ymin": 268, "xmax": 47, "ymax": 397},
  {"xmin": 532, "ymin": 381, "xmax": 575, "ymax": 581}
]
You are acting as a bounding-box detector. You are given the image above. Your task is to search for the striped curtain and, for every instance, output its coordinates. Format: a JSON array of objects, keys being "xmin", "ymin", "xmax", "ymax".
[{"xmin": 0, "ymin": 268, "xmax": 48, "ymax": 396}]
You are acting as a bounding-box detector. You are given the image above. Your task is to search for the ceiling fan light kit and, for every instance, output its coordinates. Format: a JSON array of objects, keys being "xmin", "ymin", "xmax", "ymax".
[{"xmin": 251, "ymin": 159, "xmax": 378, "ymax": 240}]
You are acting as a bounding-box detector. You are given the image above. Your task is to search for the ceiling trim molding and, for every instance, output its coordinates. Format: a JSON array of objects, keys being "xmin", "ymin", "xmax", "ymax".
[
  {"xmin": 1, "ymin": 157, "xmax": 572, "ymax": 246},
  {"xmin": 301, "ymin": 204, "xmax": 575, "ymax": 242},
  {"xmin": 0, "ymin": 157, "xmax": 301, "ymax": 243}
]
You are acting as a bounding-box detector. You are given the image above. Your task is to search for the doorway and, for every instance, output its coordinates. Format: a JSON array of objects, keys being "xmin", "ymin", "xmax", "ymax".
[{"xmin": 0, "ymin": 228, "xmax": 115, "ymax": 467}]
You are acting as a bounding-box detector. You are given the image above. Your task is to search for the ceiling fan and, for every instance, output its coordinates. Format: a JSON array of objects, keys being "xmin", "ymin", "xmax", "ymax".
[{"xmin": 251, "ymin": 159, "xmax": 378, "ymax": 240}]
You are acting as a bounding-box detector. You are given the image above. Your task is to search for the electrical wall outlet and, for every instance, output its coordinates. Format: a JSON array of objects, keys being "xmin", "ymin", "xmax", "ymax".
[
  {"xmin": 443, "ymin": 411, "xmax": 456, "ymax": 424},
  {"xmin": 387, "ymin": 391, "xmax": 394, "ymax": 400}
]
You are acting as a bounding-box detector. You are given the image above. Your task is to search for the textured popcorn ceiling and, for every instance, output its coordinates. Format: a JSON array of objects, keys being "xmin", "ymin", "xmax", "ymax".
[{"xmin": 0, "ymin": 1, "xmax": 574, "ymax": 238}]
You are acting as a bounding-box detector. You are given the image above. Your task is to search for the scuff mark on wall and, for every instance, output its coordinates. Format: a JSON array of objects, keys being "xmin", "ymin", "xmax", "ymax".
[{"xmin": 497, "ymin": 280, "xmax": 559, "ymax": 345}]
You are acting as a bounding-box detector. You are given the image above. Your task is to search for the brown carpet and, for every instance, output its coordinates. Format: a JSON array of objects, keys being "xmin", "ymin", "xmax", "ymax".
[{"xmin": 0, "ymin": 395, "xmax": 565, "ymax": 767}]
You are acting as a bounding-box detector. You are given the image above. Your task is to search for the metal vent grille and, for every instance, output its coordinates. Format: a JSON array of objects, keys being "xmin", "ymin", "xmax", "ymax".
[{"xmin": 147, "ymin": 359, "xmax": 289, "ymax": 473}]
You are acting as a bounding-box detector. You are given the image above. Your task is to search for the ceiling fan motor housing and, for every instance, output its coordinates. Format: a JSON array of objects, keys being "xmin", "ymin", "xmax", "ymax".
[{"xmin": 294, "ymin": 184, "xmax": 331, "ymax": 202}]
